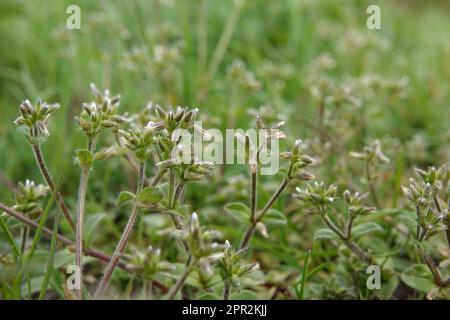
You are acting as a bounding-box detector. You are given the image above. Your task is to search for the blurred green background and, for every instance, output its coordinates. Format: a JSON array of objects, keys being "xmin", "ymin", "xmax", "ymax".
[{"xmin": 1, "ymin": 0, "xmax": 449, "ymax": 189}]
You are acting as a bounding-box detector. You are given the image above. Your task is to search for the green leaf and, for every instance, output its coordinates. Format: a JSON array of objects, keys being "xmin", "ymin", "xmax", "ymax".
[
  {"xmin": 400, "ymin": 215, "xmax": 417, "ymax": 236},
  {"xmin": 230, "ymin": 290, "xmax": 258, "ymax": 300},
  {"xmin": 76, "ymin": 149, "xmax": 93, "ymax": 168},
  {"xmin": 401, "ymin": 264, "xmax": 437, "ymax": 293},
  {"xmin": 224, "ymin": 202, "xmax": 251, "ymax": 224},
  {"xmin": 351, "ymin": 222, "xmax": 382, "ymax": 239},
  {"xmin": 118, "ymin": 191, "xmax": 135, "ymax": 206},
  {"xmin": 197, "ymin": 293, "xmax": 220, "ymax": 300},
  {"xmin": 138, "ymin": 186, "xmax": 164, "ymax": 205},
  {"xmin": 314, "ymin": 228, "xmax": 339, "ymax": 241},
  {"xmin": 262, "ymin": 209, "xmax": 287, "ymax": 225}
]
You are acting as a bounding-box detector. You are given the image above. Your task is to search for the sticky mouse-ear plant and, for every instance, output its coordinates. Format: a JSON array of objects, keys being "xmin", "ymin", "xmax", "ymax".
[
  {"xmin": 94, "ymin": 121, "xmax": 164, "ymax": 299},
  {"xmin": 152, "ymin": 105, "xmax": 213, "ymax": 225},
  {"xmin": 74, "ymin": 83, "xmax": 122, "ymax": 299},
  {"xmin": 294, "ymin": 183, "xmax": 376, "ymax": 264},
  {"xmin": 12, "ymin": 180, "xmax": 49, "ymax": 252},
  {"xmin": 14, "ymin": 99, "xmax": 75, "ymax": 230},
  {"xmin": 350, "ymin": 139, "xmax": 390, "ymax": 209},
  {"xmin": 125, "ymin": 245, "xmax": 174, "ymax": 299},
  {"xmin": 402, "ymin": 166, "xmax": 449, "ymax": 288},
  {"xmin": 217, "ymin": 240, "xmax": 259, "ymax": 300},
  {"xmin": 168, "ymin": 212, "xmax": 225, "ymax": 300},
  {"xmin": 229, "ymin": 119, "xmax": 315, "ymax": 250}
]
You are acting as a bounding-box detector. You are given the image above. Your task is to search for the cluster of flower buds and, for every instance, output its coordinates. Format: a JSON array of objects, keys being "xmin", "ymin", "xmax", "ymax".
[
  {"xmin": 154, "ymin": 105, "xmax": 199, "ymax": 133},
  {"xmin": 156, "ymin": 142, "xmax": 214, "ymax": 182},
  {"xmin": 227, "ymin": 59, "xmax": 261, "ymax": 92},
  {"xmin": 257, "ymin": 60, "xmax": 294, "ymax": 93},
  {"xmin": 125, "ymin": 245, "xmax": 174, "ymax": 279},
  {"xmin": 175, "ymin": 213, "xmax": 225, "ymax": 262},
  {"xmin": 402, "ymin": 179, "xmax": 435, "ymax": 209},
  {"xmin": 119, "ymin": 122, "xmax": 165, "ymax": 162},
  {"xmin": 12, "ymin": 180, "xmax": 49, "ymax": 219},
  {"xmin": 216, "ymin": 240, "xmax": 259, "ymax": 289},
  {"xmin": 280, "ymin": 139, "xmax": 315, "ymax": 181},
  {"xmin": 14, "ymin": 99, "xmax": 60, "ymax": 144},
  {"xmin": 294, "ymin": 181, "xmax": 338, "ymax": 211},
  {"xmin": 75, "ymin": 84, "xmax": 127, "ymax": 137},
  {"xmin": 415, "ymin": 207, "xmax": 447, "ymax": 240},
  {"xmin": 181, "ymin": 161, "xmax": 214, "ymax": 182},
  {"xmin": 415, "ymin": 166, "xmax": 449, "ymax": 193},
  {"xmin": 402, "ymin": 165, "xmax": 448, "ymax": 240},
  {"xmin": 343, "ymin": 190, "xmax": 375, "ymax": 216},
  {"xmin": 350, "ymin": 139, "xmax": 390, "ymax": 164}
]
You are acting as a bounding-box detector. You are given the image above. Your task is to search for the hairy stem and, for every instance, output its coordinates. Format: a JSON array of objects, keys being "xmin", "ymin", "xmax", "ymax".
[
  {"xmin": 345, "ymin": 215, "xmax": 355, "ymax": 239},
  {"xmin": 433, "ymin": 196, "xmax": 450, "ymax": 249},
  {"xmin": 168, "ymin": 260, "xmax": 195, "ymax": 300},
  {"xmin": 151, "ymin": 169, "xmax": 166, "ymax": 187},
  {"xmin": 345, "ymin": 240, "xmax": 372, "ymax": 264},
  {"xmin": 321, "ymin": 214, "xmax": 372, "ymax": 263},
  {"xmin": 0, "ymin": 202, "xmax": 124, "ymax": 270},
  {"xmin": 240, "ymin": 224, "xmax": 256, "ymax": 250},
  {"xmin": 168, "ymin": 170, "xmax": 175, "ymax": 208},
  {"xmin": 115, "ymin": 132, "xmax": 153, "ymax": 186},
  {"xmin": 223, "ymin": 281, "xmax": 230, "ymax": 300},
  {"xmin": 250, "ymin": 166, "xmax": 257, "ymax": 223},
  {"xmin": 258, "ymin": 178, "xmax": 289, "ymax": 221},
  {"xmin": 171, "ymin": 182, "xmax": 185, "ymax": 210},
  {"xmin": 94, "ymin": 161, "xmax": 146, "ymax": 299},
  {"xmin": 416, "ymin": 244, "xmax": 444, "ymax": 287},
  {"xmin": 75, "ymin": 138, "xmax": 97, "ymax": 299},
  {"xmin": 240, "ymin": 176, "xmax": 289, "ymax": 250},
  {"xmin": 446, "ymin": 219, "xmax": 450, "ymax": 250},
  {"xmin": 20, "ymin": 226, "xmax": 30, "ymax": 254},
  {"xmin": 321, "ymin": 214, "xmax": 347, "ymax": 240},
  {"xmin": 31, "ymin": 143, "xmax": 75, "ymax": 230}
]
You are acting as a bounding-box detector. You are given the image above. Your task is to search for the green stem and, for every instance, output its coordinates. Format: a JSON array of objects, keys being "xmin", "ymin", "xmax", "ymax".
[
  {"xmin": 171, "ymin": 182, "xmax": 185, "ymax": 210},
  {"xmin": 168, "ymin": 170, "xmax": 175, "ymax": 208},
  {"xmin": 322, "ymin": 214, "xmax": 372, "ymax": 264},
  {"xmin": 31, "ymin": 143, "xmax": 75, "ymax": 230},
  {"xmin": 240, "ymin": 176, "xmax": 290, "ymax": 250},
  {"xmin": 20, "ymin": 226, "xmax": 30, "ymax": 254},
  {"xmin": 345, "ymin": 215, "xmax": 355, "ymax": 239},
  {"xmin": 75, "ymin": 138, "xmax": 97, "ymax": 299},
  {"xmin": 416, "ymin": 244, "xmax": 444, "ymax": 287},
  {"xmin": 168, "ymin": 260, "xmax": 195, "ymax": 300},
  {"xmin": 223, "ymin": 281, "xmax": 230, "ymax": 300},
  {"xmin": 250, "ymin": 166, "xmax": 257, "ymax": 223},
  {"xmin": 94, "ymin": 161, "xmax": 146, "ymax": 299}
]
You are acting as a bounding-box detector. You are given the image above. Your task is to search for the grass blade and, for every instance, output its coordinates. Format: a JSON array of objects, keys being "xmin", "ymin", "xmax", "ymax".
[
  {"xmin": 39, "ymin": 206, "xmax": 60, "ymax": 299},
  {"xmin": 296, "ymin": 250, "xmax": 311, "ymax": 300},
  {"xmin": 0, "ymin": 215, "xmax": 23, "ymax": 264},
  {"xmin": 12, "ymin": 187, "xmax": 57, "ymax": 299}
]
